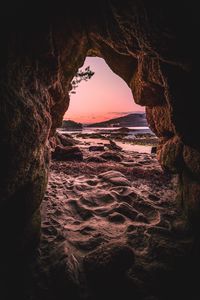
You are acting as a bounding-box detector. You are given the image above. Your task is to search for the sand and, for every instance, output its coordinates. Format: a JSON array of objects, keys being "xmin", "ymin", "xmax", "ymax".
[{"xmin": 31, "ymin": 145, "xmax": 194, "ymax": 300}]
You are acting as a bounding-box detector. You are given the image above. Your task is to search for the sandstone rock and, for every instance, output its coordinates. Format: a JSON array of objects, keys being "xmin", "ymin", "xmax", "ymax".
[
  {"xmin": 115, "ymin": 127, "xmax": 130, "ymax": 134},
  {"xmin": 180, "ymin": 171, "xmax": 200, "ymax": 228},
  {"xmin": 157, "ymin": 136, "xmax": 183, "ymax": 173},
  {"xmin": 49, "ymin": 132, "xmax": 76, "ymax": 151},
  {"xmin": 52, "ymin": 146, "xmax": 83, "ymax": 161},
  {"xmin": 56, "ymin": 132, "xmax": 76, "ymax": 147},
  {"xmin": 49, "ymin": 136, "xmax": 57, "ymax": 150},
  {"xmin": 130, "ymin": 54, "xmax": 165, "ymax": 106},
  {"xmin": 89, "ymin": 146, "xmax": 105, "ymax": 151},
  {"xmin": 85, "ymin": 156, "xmax": 106, "ymax": 163},
  {"xmin": 61, "ymin": 132, "xmax": 73, "ymax": 138},
  {"xmin": 100, "ymin": 151, "xmax": 122, "ymax": 162},
  {"xmin": 109, "ymin": 139, "xmax": 122, "ymax": 151},
  {"xmin": 146, "ymin": 105, "xmax": 175, "ymax": 138},
  {"xmin": 183, "ymin": 145, "xmax": 200, "ymax": 179},
  {"xmin": 148, "ymin": 194, "xmax": 160, "ymax": 201}
]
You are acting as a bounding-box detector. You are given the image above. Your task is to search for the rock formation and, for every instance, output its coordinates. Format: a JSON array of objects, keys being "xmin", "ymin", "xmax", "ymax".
[
  {"xmin": 0, "ymin": 0, "xmax": 199, "ymax": 265},
  {"xmin": 62, "ymin": 120, "xmax": 83, "ymax": 130}
]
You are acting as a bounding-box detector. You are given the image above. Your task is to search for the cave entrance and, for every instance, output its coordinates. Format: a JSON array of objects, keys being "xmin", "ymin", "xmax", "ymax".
[
  {"xmin": 39, "ymin": 55, "xmax": 184, "ymax": 298},
  {"xmin": 63, "ymin": 56, "xmax": 155, "ymax": 154}
]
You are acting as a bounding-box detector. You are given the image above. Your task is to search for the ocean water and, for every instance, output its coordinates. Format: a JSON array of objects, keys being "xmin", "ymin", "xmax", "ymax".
[{"xmin": 59, "ymin": 126, "xmax": 153, "ymax": 135}]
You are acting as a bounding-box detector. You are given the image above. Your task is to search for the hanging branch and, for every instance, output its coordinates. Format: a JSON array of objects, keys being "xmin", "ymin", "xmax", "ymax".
[{"xmin": 70, "ymin": 66, "xmax": 95, "ymax": 95}]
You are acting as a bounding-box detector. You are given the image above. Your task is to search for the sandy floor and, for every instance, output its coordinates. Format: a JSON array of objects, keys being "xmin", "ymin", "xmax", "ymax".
[{"xmin": 31, "ymin": 145, "xmax": 194, "ymax": 300}]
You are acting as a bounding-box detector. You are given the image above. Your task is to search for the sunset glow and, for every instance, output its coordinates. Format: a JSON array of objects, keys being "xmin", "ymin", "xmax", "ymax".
[{"xmin": 64, "ymin": 57, "xmax": 144, "ymax": 124}]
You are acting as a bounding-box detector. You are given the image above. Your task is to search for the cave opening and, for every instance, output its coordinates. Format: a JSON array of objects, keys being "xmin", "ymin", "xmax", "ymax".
[
  {"xmin": 62, "ymin": 56, "xmax": 153, "ymax": 154},
  {"xmin": 39, "ymin": 55, "xmax": 191, "ymax": 300}
]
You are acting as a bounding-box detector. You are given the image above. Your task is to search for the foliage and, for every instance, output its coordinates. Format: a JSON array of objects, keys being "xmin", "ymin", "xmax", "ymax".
[{"xmin": 70, "ymin": 66, "xmax": 95, "ymax": 94}]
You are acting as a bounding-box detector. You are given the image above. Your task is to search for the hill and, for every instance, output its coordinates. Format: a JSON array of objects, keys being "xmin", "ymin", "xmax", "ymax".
[
  {"xmin": 62, "ymin": 120, "xmax": 83, "ymax": 130},
  {"xmin": 87, "ymin": 113, "xmax": 148, "ymax": 128}
]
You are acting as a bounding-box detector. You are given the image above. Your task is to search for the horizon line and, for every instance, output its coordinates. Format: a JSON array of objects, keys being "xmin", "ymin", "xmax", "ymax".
[{"xmin": 63, "ymin": 111, "xmax": 146, "ymax": 124}]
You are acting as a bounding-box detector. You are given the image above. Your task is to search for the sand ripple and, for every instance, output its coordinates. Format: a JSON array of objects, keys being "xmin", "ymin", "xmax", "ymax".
[{"xmin": 36, "ymin": 150, "xmax": 193, "ymax": 299}]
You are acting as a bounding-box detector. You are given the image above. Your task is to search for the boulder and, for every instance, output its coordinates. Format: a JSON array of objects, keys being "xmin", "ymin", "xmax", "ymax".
[
  {"xmin": 89, "ymin": 146, "xmax": 105, "ymax": 151},
  {"xmin": 109, "ymin": 139, "xmax": 122, "ymax": 151},
  {"xmin": 49, "ymin": 132, "xmax": 76, "ymax": 151},
  {"xmin": 100, "ymin": 151, "xmax": 122, "ymax": 162},
  {"xmin": 115, "ymin": 127, "xmax": 130, "ymax": 134},
  {"xmin": 56, "ymin": 132, "xmax": 76, "ymax": 147},
  {"xmin": 85, "ymin": 156, "xmax": 106, "ymax": 163},
  {"xmin": 52, "ymin": 145, "xmax": 83, "ymax": 161}
]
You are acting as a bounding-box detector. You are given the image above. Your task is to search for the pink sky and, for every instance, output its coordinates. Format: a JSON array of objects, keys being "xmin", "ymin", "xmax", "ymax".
[{"xmin": 64, "ymin": 57, "xmax": 144, "ymax": 123}]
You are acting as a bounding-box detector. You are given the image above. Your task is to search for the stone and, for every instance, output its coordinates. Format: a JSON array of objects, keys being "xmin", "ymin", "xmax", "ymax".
[
  {"xmin": 157, "ymin": 136, "xmax": 183, "ymax": 173},
  {"xmin": 100, "ymin": 151, "xmax": 122, "ymax": 162},
  {"xmin": 180, "ymin": 171, "xmax": 200, "ymax": 228},
  {"xmin": 146, "ymin": 105, "xmax": 175, "ymax": 138},
  {"xmin": 148, "ymin": 194, "xmax": 160, "ymax": 201},
  {"xmin": 52, "ymin": 146, "xmax": 83, "ymax": 161},
  {"xmin": 115, "ymin": 127, "xmax": 130, "ymax": 134},
  {"xmin": 183, "ymin": 145, "xmax": 200, "ymax": 179},
  {"xmin": 130, "ymin": 54, "xmax": 165, "ymax": 106},
  {"xmin": 85, "ymin": 156, "xmax": 106, "ymax": 163},
  {"xmin": 56, "ymin": 132, "xmax": 76, "ymax": 147},
  {"xmin": 89, "ymin": 146, "xmax": 105, "ymax": 151},
  {"xmin": 109, "ymin": 139, "xmax": 122, "ymax": 151}
]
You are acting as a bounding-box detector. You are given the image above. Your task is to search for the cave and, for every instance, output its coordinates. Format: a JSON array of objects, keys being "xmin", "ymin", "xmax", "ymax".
[{"xmin": 0, "ymin": 1, "xmax": 199, "ymax": 299}]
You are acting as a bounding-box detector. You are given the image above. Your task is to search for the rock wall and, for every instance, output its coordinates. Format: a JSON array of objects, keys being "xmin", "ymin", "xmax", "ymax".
[
  {"xmin": 0, "ymin": 4, "xmax": 89, "ymax": 256},
  {"xmin": 0, "ymin": 1, "xmax": 199, "ymax": 256}
]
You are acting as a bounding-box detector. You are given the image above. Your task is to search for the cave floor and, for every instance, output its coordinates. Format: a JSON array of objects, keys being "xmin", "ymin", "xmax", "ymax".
[{"xmin": 31, "ymin": 148, "xmax": 194, "ymax": 300}]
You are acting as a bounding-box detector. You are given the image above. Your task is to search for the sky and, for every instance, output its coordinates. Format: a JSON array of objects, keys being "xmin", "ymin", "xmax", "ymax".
[{"xmin": 64, "ymin": 57, "xmax": 144, "ymax": 124}]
